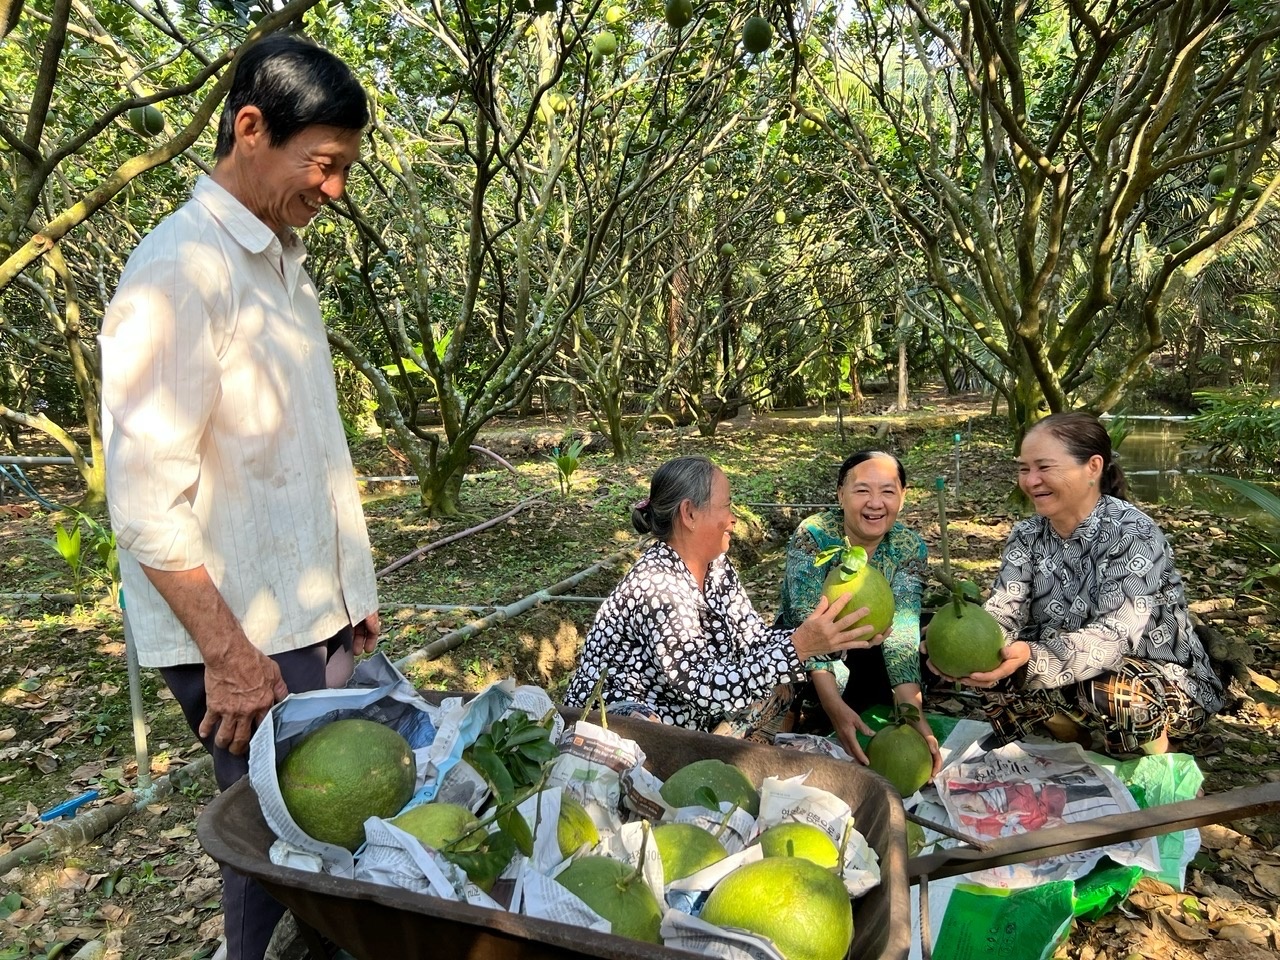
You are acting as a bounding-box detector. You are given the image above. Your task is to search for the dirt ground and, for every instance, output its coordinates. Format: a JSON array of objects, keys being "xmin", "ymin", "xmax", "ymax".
[{"xmin": 1, "ymin": 395, "xmax": 1278, "ymax": 958}]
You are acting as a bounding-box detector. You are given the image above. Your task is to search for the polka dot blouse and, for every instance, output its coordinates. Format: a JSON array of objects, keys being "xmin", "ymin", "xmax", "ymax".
[{"xmin": 563, "ymin": 540, "xmax": 806, "ymax": 730}]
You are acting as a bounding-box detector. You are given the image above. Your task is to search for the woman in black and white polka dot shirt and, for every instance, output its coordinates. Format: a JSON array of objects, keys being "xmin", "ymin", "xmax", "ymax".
[{"xmin": 563, "ymin": 455, "xmax": 887, "ymax": 739}]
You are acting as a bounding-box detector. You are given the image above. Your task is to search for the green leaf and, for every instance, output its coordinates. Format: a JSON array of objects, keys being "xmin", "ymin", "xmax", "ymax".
[
  {"xmin": 693, "ymin": 785, "xmax": 720, "ymax": 810},
  {"xmin": 469, "ymin": 743, "xmax": 516, "ymax": 802},
  {"xmin": 441, "ymin": 831, "xmax": 516, "ymax": 892},
  {"xmin": 0, "ymin": 891, "xmax": 21, "ymax": 919},
  {"xmin": 516, "ymin": 738, "xmax": 558, "ymax": 764},
  {"xmin": 1207, "ymin": 475, "xmax": 1280, "ymax": 525},
  {"xmin": 497, "ymin": 807, "xmax": 534, "ymax": 857}
]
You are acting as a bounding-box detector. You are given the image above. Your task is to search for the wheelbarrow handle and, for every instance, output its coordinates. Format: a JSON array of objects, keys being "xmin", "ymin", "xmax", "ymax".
[{"xmin": 908, "ymin": 780, "xmax": 1280, "ymax": 882}]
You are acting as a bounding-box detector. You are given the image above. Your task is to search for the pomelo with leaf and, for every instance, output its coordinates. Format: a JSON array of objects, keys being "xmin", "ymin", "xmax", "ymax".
[
  {"xmin": 866, "ymin": 708, "xmax": 933, "ymax": 797},
  {"xmin": 660, "ymin": 758, "xmax": 759, "ymax": 817},
  {"xmin": 592, "ymin": 31, "xmax": 618, "ymax": 57},
  {"xmin": 814, "ymin": 540, "xmax": 894, "ymax": 636}
]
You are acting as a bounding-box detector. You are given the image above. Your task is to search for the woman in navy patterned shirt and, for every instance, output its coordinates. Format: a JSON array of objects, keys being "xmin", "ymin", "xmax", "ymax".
[
  {"xmin": 564, "ymin": 455, "xmax": 885, "ymax": 738},
  {"xmin": 928, "ymin": 412, "xmax": 1224, "ymax": 755}
]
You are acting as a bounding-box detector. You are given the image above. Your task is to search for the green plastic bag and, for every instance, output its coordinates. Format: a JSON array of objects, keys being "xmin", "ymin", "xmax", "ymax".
[{"xmin": 933, "ymin": 881, "xmax": 1076, "ymax": 960}]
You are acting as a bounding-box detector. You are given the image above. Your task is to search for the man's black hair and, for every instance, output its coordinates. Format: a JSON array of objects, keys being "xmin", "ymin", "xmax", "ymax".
[{"xmin": 215, "ymin": 33, "xmax": 368, "ymax": 158}]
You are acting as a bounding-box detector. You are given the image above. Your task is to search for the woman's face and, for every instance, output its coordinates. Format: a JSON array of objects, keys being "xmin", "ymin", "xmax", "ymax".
[
  {"xmin": 838, "ymin": 457, "xmax": 905, "ymax": 549},
  {"xmin": 690, "ymin": 469, "xmax": 737, "ymax": 558},
  {"xmin": 1017, "ymin": 428, "xmax": 1103, "ymax": 529}
]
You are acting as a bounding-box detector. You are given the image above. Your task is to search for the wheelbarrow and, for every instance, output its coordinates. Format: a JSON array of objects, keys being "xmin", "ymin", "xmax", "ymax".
[
  {"xmin": 906, "ymin": 780, "xmax": 1280, "ymax": 958},
  {"xmin": 198, "ymin": 707, "xmax": 912, "ymax": 960}
]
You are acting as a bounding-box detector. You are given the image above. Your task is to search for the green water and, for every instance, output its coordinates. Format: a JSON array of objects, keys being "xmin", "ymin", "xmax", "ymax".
[{"xmin": 1116, "ymin": 419, "xmax": 1277, "ymax": 529}]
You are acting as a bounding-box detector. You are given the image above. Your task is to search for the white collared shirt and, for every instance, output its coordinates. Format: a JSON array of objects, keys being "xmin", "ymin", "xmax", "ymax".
[{"xmin": 100, "ymin": 176, "xmax": 377, "ymax": 667}]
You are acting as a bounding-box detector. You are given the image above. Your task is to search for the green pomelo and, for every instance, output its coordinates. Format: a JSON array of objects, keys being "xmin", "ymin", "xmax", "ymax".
[
  {"xmin": 659, "ymin": 759, "xmax": 760, "ymax": 817},
  {"xmin": 741, "ymin": 16, "xmax": 773, "ymax": 55},
  {"xmin": 906, "ymin": 821, "xmax": 927, "ymax": 857},
  {"xmin": 758, "ymin": 822, "xmax": 839, "ymax": 869},
  {"xmin": 701, "ymin": 857, "xmax": 853, "ymax": 960},
  {"xmin": 592, "ymin": 31, "xmax": 618, "ymax": 57},
  {"xmin": 653, "ymin": 822, "xmax": 727, "ymax": 881},
  {"xmin": 1243, "ymin": 183, "xmax": 1263, "ymax": 201},
  {"xmin": 1207, "ymin": 163, "xmax": 1228, "ymax": 186},
  {"xmin": 664, "ymin": 0, "xmax": 693, "ymax": 28},
  {"xmin": 391, "ymin": 802, "xmax": 482, "ymax": 851},
  {"xmin": 720, "ymin": 242, "xmax": 736, "ymax": 256},
  {"xmin": 926, "ymin": 601, "xmax": 1004, "ymax": 678},
  {"xmin": 556, "ymin": 856, "xmax": 663, "ymax": 943},
  {"xmin": 279, "ymin": 718, "xmax": 416, "ymax": 851},
  {"xmin": 128, "ymin": 104, "xmax": 164, "ymax": 137},
  {"xmin": 821, "ymin": 562, "xmax": 894, "ymax": 636},
  {"xmin": 866, "ymin": 723, "xmax": 933, "ymax": 797},
  {"xmin": 557, "ymin": 794, "xmax": 600, "ymax": 857}
]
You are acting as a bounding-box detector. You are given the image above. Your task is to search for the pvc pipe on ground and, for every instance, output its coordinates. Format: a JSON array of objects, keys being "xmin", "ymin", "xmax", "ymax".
[
  {"xmin": 381, "ymin": 596, "xmax": 604, "ymax": 614},
  {"xmin": 395, "ymin": 548, "xmax": 632, "ymax": 669},
  {"xmin": 0, "ymin": 456, "xmax": 85, "ymax": 466},
  {"xmin": 375, "ymin": 494, "xmax": 546, "ymax": 578},
  {"xmin": 0, "ymin": 756, "xmax": 211, "ymax": 876}
]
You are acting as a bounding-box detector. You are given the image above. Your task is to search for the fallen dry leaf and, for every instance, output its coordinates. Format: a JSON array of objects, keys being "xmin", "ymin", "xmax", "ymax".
[
  {"xmin": 0, "ymin": 728, "xmax": 15, "ymax": 742},
  {"xmin": 1160, "ymin": 912, "xmax": 1213, "ymax": 942},
  {"xmin": 57, "ymin": 867, "xmax": 91, "ymax": 891},
  {"xmin": 1250, "ymin": 863, "xmax": 1280, "ymax": 898},
  {"xmin": 1214, "ymin": 922, "xmax": 1269, "ymax": 944},
  {"xmin": 159, "ymin": 825, "xmax": 191, "ymax": 840}
]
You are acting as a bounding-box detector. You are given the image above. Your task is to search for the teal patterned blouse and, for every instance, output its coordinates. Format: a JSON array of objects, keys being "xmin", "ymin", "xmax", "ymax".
[{"xmin": 777, "ymin": 511, "xmax": 928, "ymax": 688}]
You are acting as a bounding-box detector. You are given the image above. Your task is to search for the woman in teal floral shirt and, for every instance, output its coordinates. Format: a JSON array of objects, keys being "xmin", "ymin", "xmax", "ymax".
[{"xmin": 778, "ymin": 451, "xmax": 938, "ymax": 770}]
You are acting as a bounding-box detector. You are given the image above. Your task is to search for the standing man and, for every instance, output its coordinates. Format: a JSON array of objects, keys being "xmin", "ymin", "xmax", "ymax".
[{"xmin": 100, "ymin": 34, "xmax": 378, "ymax": 960}]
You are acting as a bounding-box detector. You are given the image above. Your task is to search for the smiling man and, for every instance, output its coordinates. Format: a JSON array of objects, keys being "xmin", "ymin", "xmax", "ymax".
[{"xmin": 99, "ymin": 34, "xmax": 378, "ymax": 960}]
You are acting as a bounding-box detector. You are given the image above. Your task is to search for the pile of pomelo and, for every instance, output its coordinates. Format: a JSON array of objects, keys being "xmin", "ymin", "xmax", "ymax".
[{"xmin": 272, "ymin": 714, "xmax": 860, "ymax": 960}]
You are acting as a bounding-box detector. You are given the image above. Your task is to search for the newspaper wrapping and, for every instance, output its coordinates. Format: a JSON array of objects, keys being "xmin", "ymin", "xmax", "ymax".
[{"xmin": 246, "ymin": 653, "xmax": 442, "ymax": 877}]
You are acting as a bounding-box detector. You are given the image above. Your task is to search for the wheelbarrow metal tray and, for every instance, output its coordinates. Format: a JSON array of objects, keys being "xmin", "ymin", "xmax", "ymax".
[{"xmin": 198, "ymin": 708, "xmax": 910, "ymax": 960}]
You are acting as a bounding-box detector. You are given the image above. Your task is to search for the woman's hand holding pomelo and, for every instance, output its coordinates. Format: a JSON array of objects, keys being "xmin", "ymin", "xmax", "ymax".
[
  {"xmin": 792, "ymin": 594, "xmax": 890, "ymax": 661},
  {"xmin": 923, "ymin": 637, "xmax": 1030, "ymax": 688}
]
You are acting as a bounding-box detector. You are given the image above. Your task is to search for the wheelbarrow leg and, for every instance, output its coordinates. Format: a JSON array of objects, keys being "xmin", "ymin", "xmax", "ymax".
[
  {"xmin": 294, "ymin": 917, "xmax": 332, "ymax": 960},
  {"xmin": 919, "ymin": 873, "xmax": 932, "ymax": 960}
]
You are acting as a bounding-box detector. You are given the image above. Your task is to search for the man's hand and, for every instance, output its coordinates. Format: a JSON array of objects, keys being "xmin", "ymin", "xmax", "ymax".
[
  {"xmin": 140, "ymin": 563, "xmax": 289, "ymax": 756},
  {"xmin": 353, "ymin": 611, "xmax": 380, "ymax": 655},
  {"xmin": 201, "ymin": 646, "xmax": 289, "ymax": 755}
]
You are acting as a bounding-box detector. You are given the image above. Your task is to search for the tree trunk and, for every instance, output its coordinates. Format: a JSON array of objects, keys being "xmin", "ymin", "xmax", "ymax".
[{"xmin": 896, "ymin": 339, "xmax": 908, "ymax": 412}]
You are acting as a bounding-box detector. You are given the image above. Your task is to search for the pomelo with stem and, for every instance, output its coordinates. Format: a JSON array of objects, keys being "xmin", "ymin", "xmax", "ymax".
[{"xmin": 813, "ymin": 540, "xmax": 894, "ymax": 636}]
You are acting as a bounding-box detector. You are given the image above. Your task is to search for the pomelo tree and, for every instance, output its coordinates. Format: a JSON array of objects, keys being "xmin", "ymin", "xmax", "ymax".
[{"xmin": 803, "ymin": 0, "xmax": 1280, "ymax": 433}]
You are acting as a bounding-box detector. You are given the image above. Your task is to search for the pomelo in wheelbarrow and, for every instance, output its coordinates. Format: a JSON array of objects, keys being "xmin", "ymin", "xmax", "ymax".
[
  {"xmin": 391, "ymin": 802, "xmax": 483, "ymax": 851},
  {"xmin": 653, "ymin": 821, "xmax": 726, "ymax": 881},
  {"xmin": 758, "ymin": 821, "xmax": 839, "ymax": 869},
  {"xmin": 556, "ymin": 855, "xmax": 664, "ymax": 943},
  {"xmin": 659, "ymin": 758, "xmax": 759, "ymax": 817},
  {"xmin": 278, "ymin": 718, "xmax": 415, "ymax": 851},
  {"xmin": 701, "ymin": 856, "xmax": 853, "ymax": 960}
]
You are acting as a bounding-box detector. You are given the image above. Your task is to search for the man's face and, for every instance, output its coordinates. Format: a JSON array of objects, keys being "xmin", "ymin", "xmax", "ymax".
[{"xmin": 245, "ymin": 122, "xmax": 362, "ymax": 236}]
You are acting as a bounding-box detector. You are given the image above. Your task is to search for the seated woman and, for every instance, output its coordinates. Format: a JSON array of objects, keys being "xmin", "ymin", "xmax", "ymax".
[
  {"xmin": 563, "ymin": 455, "xmax": 882, "ymax": 739},
  {"xmin": 931, "ymin": 412, "xmax": 1224, "ymax": 755},
  {"xmin": 777, "ymin": 451, "xmax": 937, "ymax": 769}
]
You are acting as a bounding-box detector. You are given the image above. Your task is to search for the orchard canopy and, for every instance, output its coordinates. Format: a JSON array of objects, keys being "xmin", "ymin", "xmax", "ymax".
[{"xmin": 1, "ymin": 0, "xmax": 1277, "ymax": 514}]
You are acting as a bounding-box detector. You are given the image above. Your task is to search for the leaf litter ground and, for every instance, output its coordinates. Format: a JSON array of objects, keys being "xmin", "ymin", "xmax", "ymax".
[{"xmin": 1, "ymin": 401, "xmax": 1278, "ymax": 958}]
